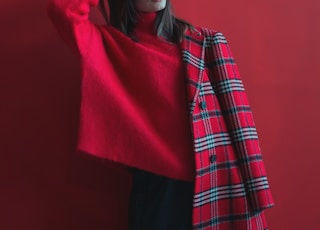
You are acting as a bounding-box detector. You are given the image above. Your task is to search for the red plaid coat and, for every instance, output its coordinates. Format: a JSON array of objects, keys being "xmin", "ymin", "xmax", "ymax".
[{"xmin": 181, "ymin": 28, "xmax": 274, "ymax": 229}]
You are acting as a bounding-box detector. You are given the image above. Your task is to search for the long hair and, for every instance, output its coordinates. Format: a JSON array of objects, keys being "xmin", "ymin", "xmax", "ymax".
[{"xmin": 98, "ymin": 0, "xmax": 193, "ymax": 43}]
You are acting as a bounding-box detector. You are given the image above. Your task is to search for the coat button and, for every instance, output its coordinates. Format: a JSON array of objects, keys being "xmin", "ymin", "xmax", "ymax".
[
  {"xmin": 209, "ymin": 155, "xmax": 216, "ymax": 163},
  {"xmin": 200, "ymin": 101, "xmax": 207, "ymax": 110}
]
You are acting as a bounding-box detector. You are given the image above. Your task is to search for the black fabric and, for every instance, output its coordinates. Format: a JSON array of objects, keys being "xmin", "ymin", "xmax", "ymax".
[{"xmin": 128, "ymin": 168, "xmax": 194, "ymax": 230}]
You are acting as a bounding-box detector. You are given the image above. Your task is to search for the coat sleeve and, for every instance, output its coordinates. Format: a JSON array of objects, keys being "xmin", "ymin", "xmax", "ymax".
[
  {"xmin": 204, "ymin": 29, "xmax": 275, "ymax": 212},
  {"xmin": 46, "ymin": 0, "xmax": 99, "ymax": 56}
]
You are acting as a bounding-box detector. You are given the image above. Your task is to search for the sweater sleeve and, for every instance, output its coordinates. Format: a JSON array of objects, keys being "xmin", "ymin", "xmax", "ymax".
[{"xmin": 46, "ymin": 0, "xmax": 99, "ymax": 56}]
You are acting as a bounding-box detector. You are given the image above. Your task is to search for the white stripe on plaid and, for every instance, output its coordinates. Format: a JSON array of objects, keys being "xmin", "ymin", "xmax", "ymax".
[
  {"xmin": 199, "ymin": 81, "xmax": 215, "ymax": 96},
  {"xmin": 194, "ymin": 183, "xmax": 246, "ymax": 207},
  {"xmin": 205, "ymin": 32, "xmax": 228, "ymax": 46},
  {"xmin": 216, "ymin": 79, "xmax": 245, "ymax": 94},
  {"xmin": 232, "ymin": 127, "xmax": 259, "ymax": 142},
  {"xmin": 246, "ymin": 177, "xmax": 270, "ymax": 192},
  {"xmin": 182, "ymin": 50, "xmax": 206, "ymax": 70},
  {"xmin": 194, "ymin": 132, "xmax": 232, "ymax": 152}
]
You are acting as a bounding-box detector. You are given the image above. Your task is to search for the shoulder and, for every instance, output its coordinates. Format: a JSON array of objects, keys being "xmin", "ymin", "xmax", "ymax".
[{"xmin": 185, "ymin": 26, "xmax": 229, "ymax": 46}]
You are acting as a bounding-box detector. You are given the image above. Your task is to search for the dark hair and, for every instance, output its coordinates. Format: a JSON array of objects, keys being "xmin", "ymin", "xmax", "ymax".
[{"xmin": 98, "ymin": 0, "xmax": 193, "ymax": 43}]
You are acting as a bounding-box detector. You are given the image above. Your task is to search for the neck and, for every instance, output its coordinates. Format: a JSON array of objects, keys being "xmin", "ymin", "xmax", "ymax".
[{"xmin": 135, "ymin": 11, "xmax": 158, "ymax": 36}]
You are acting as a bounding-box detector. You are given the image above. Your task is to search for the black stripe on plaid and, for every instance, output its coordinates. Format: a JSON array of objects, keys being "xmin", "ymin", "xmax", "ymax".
[
  {"xmin": 193, "ymin": 106, "xmax": 253, "ymax": 122},
  {"xmin": 194, "ymin": 132, "xmax": 232, "ymax": 152},
  {"xmin": 206, "ymin": 57, "xmax": 235, "ymax": 68},
  {"xmin": 205, "ymin": 32, "xmax": 228, "ymax": 46},
  {"xmin": 192, "ymin": 110, "xmax": 223, "ymax": 121},
  {"xmin": 184, "ymin": 34, "xmax": 204, "ymax": 45},
  {"xmin": 245, "ymin": 177, "xmax": 270, "ymax": 192},
  {"xmin": 199, "ymin": 81, "xmax": 215, "ymax": 96},
  {"xmin": 187, "ymin": 78, "xmax": 202, "ymax": 92},
  {"xmin": 196, "ymin": 160, "xmax": 239, "ymax": 176},
  {"xmin": 182, "ymin": 50, "xmax": 206, "ymax": 70},
  {"xmin": 186, "ymin": 78, "xmax": 202, "ymax": 113},
  {"xmin": 221, "ymin": 105, "xmax": 252, "ymax": 116},
  {"xmin": 193, "ymin": 210, "xmax": 264, "ymax": 229},
  {"xmin": 215, "ymin": 79, "xmax": 245, "ymax": 94},
  {"xmin": 193, "ymin": 183, "xmax": 247, "ymax": 207},
  {"xmin": 231, "ymin": 127, "xmax": 259, "ymax": 142},
  {"xmin": 188, "ymin": 101, "xmax": 196, "ymax": 115},
  {"xmin": 238, "ymin": 154, "xmax": 263, "ymax": 166}
]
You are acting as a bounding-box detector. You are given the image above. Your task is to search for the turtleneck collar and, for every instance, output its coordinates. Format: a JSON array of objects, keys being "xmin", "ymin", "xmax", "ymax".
[{"xmin": 135, "ymin": 12, "xmax": 158, "ymax": 36}]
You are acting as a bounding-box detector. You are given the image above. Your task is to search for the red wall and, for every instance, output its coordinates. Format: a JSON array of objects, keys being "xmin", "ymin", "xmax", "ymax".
[{"xmin": 1, "ymin": 0, "xmax": 320, "ymax": 229}]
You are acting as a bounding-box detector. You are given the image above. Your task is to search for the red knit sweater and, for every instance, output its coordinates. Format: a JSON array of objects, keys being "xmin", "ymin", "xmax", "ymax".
[{"xmin": 47, "ymin": 0, "xmax": 195, "ymax": 181}]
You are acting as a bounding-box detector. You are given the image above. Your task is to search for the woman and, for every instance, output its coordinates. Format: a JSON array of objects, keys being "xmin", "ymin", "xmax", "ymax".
[{"xmin": 47, "ymin": 0, "xmax": 275, "ymax": 229}]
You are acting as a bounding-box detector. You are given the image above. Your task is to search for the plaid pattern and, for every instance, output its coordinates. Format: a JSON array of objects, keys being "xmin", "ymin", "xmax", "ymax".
[{"xmin": 181, "ymin": 28, "xmax": 274, "ymax": 229}]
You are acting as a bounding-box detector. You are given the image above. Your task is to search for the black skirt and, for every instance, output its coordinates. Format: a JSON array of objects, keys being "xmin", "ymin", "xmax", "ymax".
[{"xmin": 128, "ymin": 168, "xmax": 194, "ymax": 230}]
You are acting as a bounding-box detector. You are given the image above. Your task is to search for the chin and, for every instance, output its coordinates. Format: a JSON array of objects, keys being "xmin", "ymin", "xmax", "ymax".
[{"xmin": 154, "ymin": 5, "xmax": 166, "ymax": 12}]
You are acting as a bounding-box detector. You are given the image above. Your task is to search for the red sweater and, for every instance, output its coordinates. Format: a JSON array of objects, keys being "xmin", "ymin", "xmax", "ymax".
[{"xmin": 47, "ymin": 0, "xmax": 195, "ymax": 181}]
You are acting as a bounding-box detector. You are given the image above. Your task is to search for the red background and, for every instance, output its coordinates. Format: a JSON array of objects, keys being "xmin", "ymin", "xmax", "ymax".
[{"xmin": 1, "ymin": 0, "xmax": 320, "ymax": 229}]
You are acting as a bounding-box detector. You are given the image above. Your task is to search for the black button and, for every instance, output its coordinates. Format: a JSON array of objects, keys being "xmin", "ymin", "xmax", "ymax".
[
  {"xmin": 200, "ymin": 101, "xmax": 207, "ymax": 110},
  {"xmin": 209, "ymin": 155, "xmax": 216, "ymax": 163}
]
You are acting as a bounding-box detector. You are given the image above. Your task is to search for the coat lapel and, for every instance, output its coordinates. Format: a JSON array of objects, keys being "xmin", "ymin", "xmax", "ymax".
[{"xmin": 180, "ymin": 29, "xmax": 206, "ymax": 113}]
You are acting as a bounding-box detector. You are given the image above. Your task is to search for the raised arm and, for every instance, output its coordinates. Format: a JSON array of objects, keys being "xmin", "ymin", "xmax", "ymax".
[{"xmin": 47, "ymin": 0, "xmax": 99, "ymax": 56}]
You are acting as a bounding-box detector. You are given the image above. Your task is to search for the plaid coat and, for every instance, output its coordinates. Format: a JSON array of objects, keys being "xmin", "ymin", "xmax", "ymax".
[{"xmin": 181, "ymin": 27, "xmax": 275, "ymax": 229}]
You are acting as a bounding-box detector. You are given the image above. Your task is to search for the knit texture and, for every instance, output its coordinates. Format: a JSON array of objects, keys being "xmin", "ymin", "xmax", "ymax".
[{"xmin": 47, "ymin": 1, "xmax": 195, "ymax": 181}]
